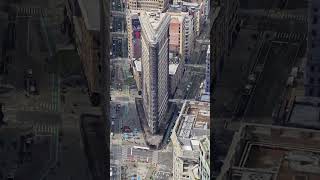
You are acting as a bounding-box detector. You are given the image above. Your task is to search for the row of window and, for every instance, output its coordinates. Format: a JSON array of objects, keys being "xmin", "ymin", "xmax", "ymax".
[{"xmin": 307, "ymin": 88, "xmax": 320, "ymax": 97}]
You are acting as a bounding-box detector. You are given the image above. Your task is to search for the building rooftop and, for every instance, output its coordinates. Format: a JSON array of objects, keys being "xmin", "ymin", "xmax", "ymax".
[
  {"xmin": 200, "ymin": 93, "xmax": 210, "ymax": 102},
  {"xmin": 169, "ymin": 53, "xmax": 180, "ymax": 75},
  {"xmin": 134, "ymin": 59, "xmax": 142, "ymax": 72},
  {"xmin": 139, "ymin": 11, "xmax": 170, "ymax": 43},
  {"xmin": 200, "ymin": 135, "xmax": 210, "ymax": 166},
  {"xmin": 169, "ymin": 63, "xmax": 179, "ymax": 75},
  {"xmin": 173, "ymin": 100, "xmax": 210, "ymax": 152},
  {"xmin": 218, "ymin": 123, "xmax": 320, "ymax": 180},
  {"xmin": 288, "ymin": 96, "xmax": 320, "ymax": 129},
  {"xmin": 77, "ymin": 0, "xmax": 100, "ymax": 30}
]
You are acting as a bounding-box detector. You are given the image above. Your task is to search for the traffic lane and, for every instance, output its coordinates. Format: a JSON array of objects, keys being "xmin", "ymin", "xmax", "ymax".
[
  {"xmin": 8, "ymin": 17, "xmax": 49, "ymax": 92},
  {"xmin": 7, "ymin": 17, "xmax": 29, "ymax": 88},
  {"xmin": 46, "ymin": 128, "xmax": 90, "ymax": 180},
  {"xmin": 110, "ymin": 144, "xmax": 122, "ymax": 161},
  {"xmin": 129, "ymin": 148, "xmax": 153, "ymax": 159},
  {"xmin": 246, "ymin": 42, "xmax": 299, "ymax": 117},
  {"xmin": 14, "ymin": 135, "xmax": 52, "ymax": 180},
  {"xmin": 186, "ymin": 73, "xmax": 205, "ymax": 99}
]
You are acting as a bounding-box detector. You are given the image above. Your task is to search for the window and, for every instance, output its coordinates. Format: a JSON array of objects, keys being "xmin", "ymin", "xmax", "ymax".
[
  {"xmin": 309, "ymin": 88, "xmax": 314, "ymax": 96},
  {"xmin": 98, "ymin": 65, "xmax": 102, "ymax": 72},
  {"xmin": 313, "ymin": 16, "xmax": 318, "ymax": 24},
  {"xmin": 311, "ymin": 66, "xmax": 315, "ymax": 72},
  {"xmin": 312, "ymin": 30, "xmax": 317, "ymax": 37},
  {"xmin": 310, "ymin": 78, "xmax": 314, "ymax": 84},
  {"xmin": 314, "ymin": 8, "xmax": 318, "ymax": 12}
]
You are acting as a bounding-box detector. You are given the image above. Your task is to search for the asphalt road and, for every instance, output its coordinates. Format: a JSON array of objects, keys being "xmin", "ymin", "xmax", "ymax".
[{"xmin": 245, "ymin": 42, "xmax": 300, "ymax": 117}]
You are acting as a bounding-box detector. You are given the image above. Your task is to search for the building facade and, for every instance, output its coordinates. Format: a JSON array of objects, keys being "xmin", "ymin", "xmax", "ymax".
[
  {"xmin": 221, "ymin": 0, "xmax": 240, "ymax": 50},
  {"xmin": 132, "ymin": 58, "xmax": 142, "ymax": 92},
  {"xmin": 205, "ymin": 45, "xmax": 210, "ymax": 93},
  {"xmin": 140, "ymin": 11, "xmax": 170, "ymax": 134},
  {"xmin": 128, "ymin": 0, "xmax": 170, "ymax": 12},
  {"xmin": 64, "ymin": 0, "xmax": 102, "ymax": 105},
  {"xmin": 127, "ymin": 11, "xmax": 142, "ymax": 60},
  {"xmin": 305, "ymin": 0, "xmax": 320, "ymax": 97},
  {"xmin": 171, "ymin": 100, "xmax": 210, "ymax": 180},
  {"xmin": 169, "ymin": 54, "xmax": 183, "ymax": 97},
  {"xmin": 169, "ymin": 14, "xmax": 185, "ymax": 57},
  {"xmin": 168, "ymin": 5, "xmax": 195, "ymax": 63},
  {"xmin": 211, "ymin": 5, "xmax": 227, "ymax": 86},
  {"xmin": 199, "ymin": 136, "xmax": 210, "ymax": 180}
]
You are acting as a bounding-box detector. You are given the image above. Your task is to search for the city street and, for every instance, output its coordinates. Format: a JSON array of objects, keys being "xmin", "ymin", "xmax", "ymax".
[
  {"xmin": 0, "ymin": 3, "xmax": 91, "ymax": 180},
  {"xmin": 245, "ymin": 41, "xmax": 301, "ymax": 118}
]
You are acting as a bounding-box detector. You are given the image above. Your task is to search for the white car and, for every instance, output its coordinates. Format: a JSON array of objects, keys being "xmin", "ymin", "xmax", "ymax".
[
  {"xmin": 112, "ymin": 121, "xmax": 114, "ymax": 125},
  {"xmin": 110, "ymin": 168, "xmax": 113, "ymax": 177}
]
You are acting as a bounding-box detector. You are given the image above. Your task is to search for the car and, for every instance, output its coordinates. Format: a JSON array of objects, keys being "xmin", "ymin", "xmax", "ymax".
[
  {"xmin": 112, "ymin": 121, "xmax": 114, "ymax": 125},
  {"xmin": 110, "ymin": 168, "xmax": 113, "ymax": 177},
  {"xmin": 29, "ymin": 80, "xmax": 38, "ymax": 95}
]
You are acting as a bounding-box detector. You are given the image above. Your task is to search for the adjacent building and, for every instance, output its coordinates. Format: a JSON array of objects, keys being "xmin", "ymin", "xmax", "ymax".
[
  {"xmin": 127, "ymin": 11, "xmax": 142, "ymax": 60},
  {"xmin": 171, "ymin": 100, "xmax": 210, "ymax": 180},
  {"xmin": 168, "ymin": 5, "xmax": 195, "ymax": 62},
  {"xmin": 169, "ymin": 54, "xmax": 183, "ymax": 97},
  {"xmin": 128, "ymin": 0, "xmax": 170, "ymax": 12},
  {"xmin": 305, "ymin": 0, "xmax": 320, "ymax": 97},
  {"xmin": 220, "ymin": 0, "xmax": 240, "ymax": 50},
  {"xmin": 180, "ymin": 1, "xmax": 205, "ymax": 37},
  {"xmin": 218, "ymin": 123, "xmax": 320, "ymax": 180},
  {"xmin": 168, "ymin": 13, "xmax": 186, "ymax": 58},
  {"xmin": 132, "ymin": 58, "xmax": 142, "ymax": 92},
  {"xmin": 140, "ymin": 11, "xmax": 170, "ymax": 134},
  {"xmin": 199, "ymin": 136, "xmax": 210, "ymax": 180},
  {"xmin": 64, "ymin": 0, "xmax": 103, "ymax": 105},
  {"xmin": 210, "ymin": 4, "xmax": 226, "ymax": 86}
]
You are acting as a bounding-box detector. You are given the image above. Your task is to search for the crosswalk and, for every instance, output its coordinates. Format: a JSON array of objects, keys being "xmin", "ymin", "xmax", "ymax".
[
  {"xmin": 152, "ymin": 151, "xmax": 158, "ymax": 164},
  {"xmin": 33, "ymin": 123, "xmax": 58, "ymax": 134},
  {"xmin": 33, "ymin": 119, "xmax": 60, "ymax": 135},
  {"xmin": 2, "ymin": 107, "xmax": 17, "ymax": 122},
  {"xmin": 22, "ymin": 101, "xmax": 57, "ymax": 112},
  {"xmin": 268, "ymin": 12, "xmax": 307, "ymax": 23},
  {"xmin": 121, "ymin": 146, "xmax": 128, "ymax": 161},
  {"xmin": 16, "ymin": 7, "xmax": 47, "ymax": 17},
  {"xmin": 274, "ymin": 32, "xmax": 306, "ymax": 42}
]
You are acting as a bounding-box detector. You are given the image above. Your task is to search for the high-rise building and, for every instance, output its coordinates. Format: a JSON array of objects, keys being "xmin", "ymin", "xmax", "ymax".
[
  {"xmin": 140, "ymin": 11, "xmax": 170, "ymax": 134},
  {"xmin": 199, "ymin": 136, "xmax": 210, "ymax": 180},
  {"xmin": 64, "ymin": 0, "xmax": 103, "ymax": 105},
  {"xmin": 128, "ymin": 0, "xmax": 170, "ymax": 12},
  {"xmin": 171, "ymin": 100, "xmax": 210, "ymax": 180},
  {"xmin": 221, "ymin": 0, "xmax": 240, "ymax": 50},
  {"xmin": 169, "ymin": 14, "xmax": 185, "ymax": 57},
  {"xmin": 205, "ymin": 45, "xmax": 210, "ymax": 93},
  {"xmin": 167, "ymin": 4, "xmax": 195, "ymax": 63},
  {"xmin": 305, "ymin": 0, "xmax": 320, "ymax": 97}
]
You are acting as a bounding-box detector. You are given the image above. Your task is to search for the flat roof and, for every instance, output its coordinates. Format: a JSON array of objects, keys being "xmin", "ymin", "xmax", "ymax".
[
  {"xmin": 174, "ymin": 101, "xmax": 210, "ymax": 151},
  {"xmin": 77, "ymin": 0, "xmax": 100, "ymax": 30},
  {"xmin": 200, "ymin": 94, "xmax": 210, "ymax": 102},
  {"xmin": 288, "ymin": 96, "xmax": 320, "ymax": 129},
  {"xmin": 218, "ymin": 123, "xmax": 320, "ymax": 180},
  {"xmin": 169, "ymin": 63, "xmax": 179, "ymax": 75},
  {"xmin": 139, "ymin": 11, "xmax": 170, "ymax": 43},
  {"xmin": 134, "ymin": 60, "xmax": 142, "ymax": 72}
]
